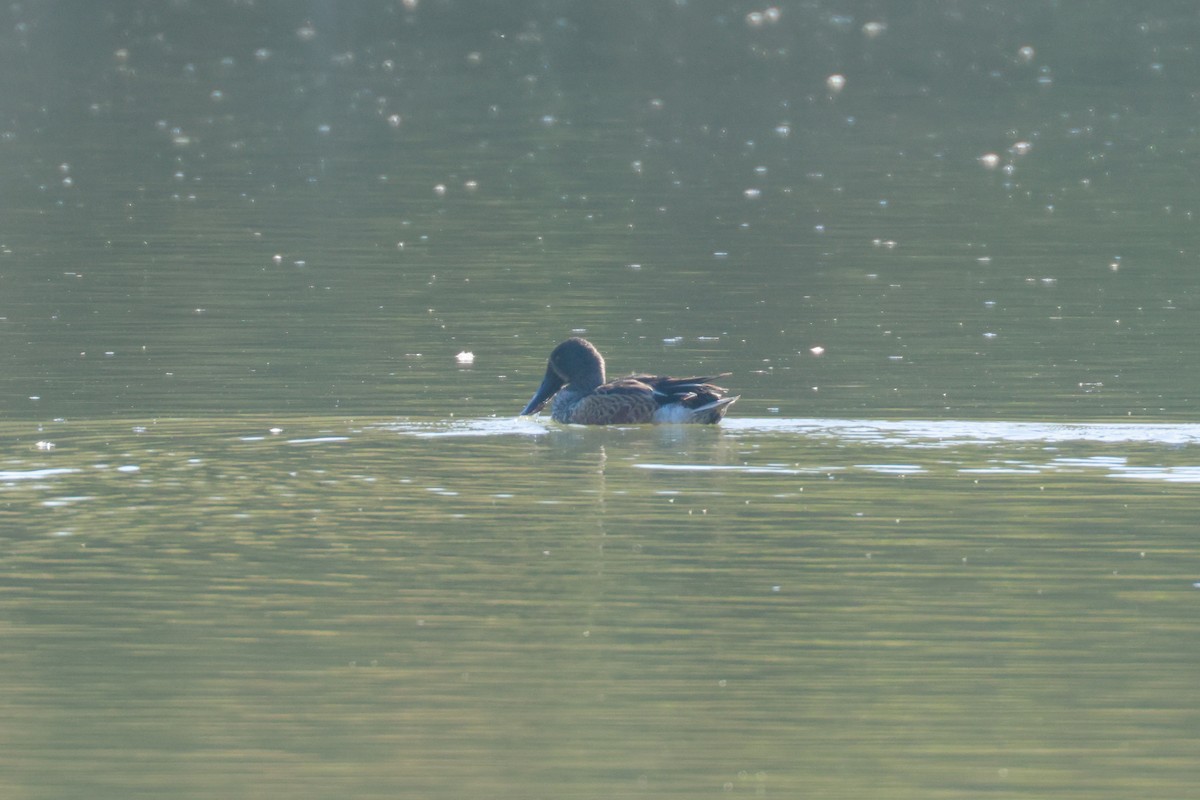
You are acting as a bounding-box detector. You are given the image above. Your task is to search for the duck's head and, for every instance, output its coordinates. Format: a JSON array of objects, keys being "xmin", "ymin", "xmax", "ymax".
[{"xmin": 520, "ymin": 337, "xmax": 607, "ymax": 415}]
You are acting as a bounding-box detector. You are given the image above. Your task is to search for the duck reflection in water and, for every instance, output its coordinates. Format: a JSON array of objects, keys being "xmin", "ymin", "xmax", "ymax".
[{"xmin": 520, "ymin": 338, "xmax": 737, "ymax": 425}]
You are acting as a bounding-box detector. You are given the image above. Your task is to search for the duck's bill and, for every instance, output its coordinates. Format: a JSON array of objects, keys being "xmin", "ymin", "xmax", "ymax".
[{"xmin": 520, "ymin": 369, "xmax": 564, "ymax": 415}]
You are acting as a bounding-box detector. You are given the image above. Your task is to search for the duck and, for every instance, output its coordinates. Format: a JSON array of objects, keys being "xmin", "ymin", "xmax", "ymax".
[{"xmin": 520, "ymin": 337, "xmax": 737, "ymax": 424}]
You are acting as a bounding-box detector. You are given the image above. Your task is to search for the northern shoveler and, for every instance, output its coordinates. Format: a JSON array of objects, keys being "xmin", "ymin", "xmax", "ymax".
[{"xmin": 520, "ymin": 337, "xmax": 738, "ymax": 424}]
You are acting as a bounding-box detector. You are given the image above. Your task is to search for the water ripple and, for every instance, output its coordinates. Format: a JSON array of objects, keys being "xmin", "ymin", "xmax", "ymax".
[{"xmin": 725, "ymin": 418, "xmax": 1200, "ymax": 446}]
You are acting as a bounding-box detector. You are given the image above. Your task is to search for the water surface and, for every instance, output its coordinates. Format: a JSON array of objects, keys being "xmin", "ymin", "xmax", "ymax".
[{"xmin": 2, "ymin": 2, "xmax": 1199, "ymax": 798}]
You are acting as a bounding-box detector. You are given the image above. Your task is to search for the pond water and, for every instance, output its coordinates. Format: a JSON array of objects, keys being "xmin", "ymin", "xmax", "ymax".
[{"xmin": 2, "ymin": 3, "xmax": 1199, "ymax": 798}]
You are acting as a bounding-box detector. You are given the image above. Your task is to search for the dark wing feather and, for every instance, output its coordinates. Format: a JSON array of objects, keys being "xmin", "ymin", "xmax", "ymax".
[{"xmin": 627, "ymin": 373, "xmax": 732, "ymax": 410}]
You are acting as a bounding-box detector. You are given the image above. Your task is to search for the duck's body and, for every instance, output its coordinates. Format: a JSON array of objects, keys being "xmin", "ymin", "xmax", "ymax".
[{"xmin": 520, "ymin": 338, "xmax": 737, "ymax": 425}]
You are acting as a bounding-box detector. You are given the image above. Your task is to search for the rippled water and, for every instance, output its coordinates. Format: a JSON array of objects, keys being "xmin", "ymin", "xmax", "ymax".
[
  {"xmin": 5, "ymin": 1, "xmax": 1200, "ymax": 797},
  {"xmin": 3, "ymin": 415, "xmax": 1197, "ymax": 797}
]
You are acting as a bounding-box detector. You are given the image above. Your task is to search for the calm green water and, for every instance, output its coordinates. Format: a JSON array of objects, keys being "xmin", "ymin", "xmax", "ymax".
[{"xmin": 2, "ymin": 2, "xmax": 1199, "ymax": 798}]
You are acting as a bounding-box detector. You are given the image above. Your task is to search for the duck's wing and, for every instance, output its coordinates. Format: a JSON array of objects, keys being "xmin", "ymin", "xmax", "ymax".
[{"xmin": 629, "ymin": 373, "xmax": 732, "ymax": 407}]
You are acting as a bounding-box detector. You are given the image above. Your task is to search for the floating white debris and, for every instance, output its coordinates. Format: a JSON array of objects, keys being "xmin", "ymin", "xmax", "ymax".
[
  {"xmin": 826, "ymin": 73, "xmax": 847, "ymax": 92},
  {"xmin": 979, "ymin": 153, "xmax": 1001, "ymax": 169},
  {"xmin": 455, "ymin": 351, "xmax": 475, "ymax": 364},
  {"xmin": 36, "ymin": 441, "xmax": 55, "ymax": 450},
  {"xmin": 810, "ymin": 346, "xmax": 825, "ymax": 356},
  {"xmin": 862, "ymin": 21, "xmax": 887, "ymax": 38}
]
